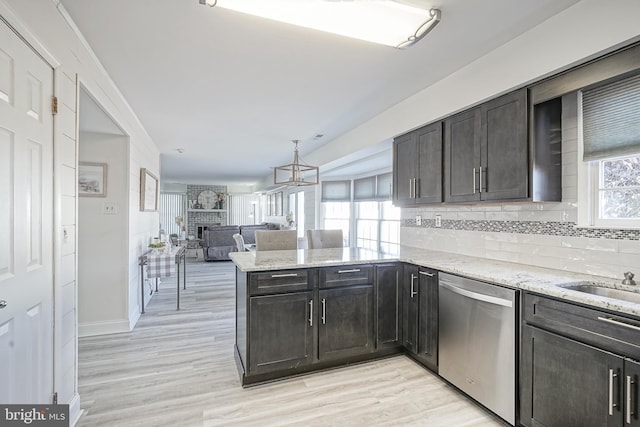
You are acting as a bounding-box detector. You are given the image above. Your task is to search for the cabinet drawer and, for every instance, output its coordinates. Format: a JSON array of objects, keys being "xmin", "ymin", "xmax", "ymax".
[
  {"xmin": 249, "ymin": 269, "xmax": 315, "ymax": 295},
  {"xmin": 523, "ymin": 292, "xmax": 640, "ymax": 359},
  {"xmin": 320, "ymin": 265, "xmax": 373, "ymax": 288}
]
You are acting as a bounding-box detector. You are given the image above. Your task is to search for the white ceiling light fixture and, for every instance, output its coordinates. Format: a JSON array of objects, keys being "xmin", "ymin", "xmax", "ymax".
[
  {"xmin": 274, "ymin": 140, "xmax": 320, "ymax": 187},
  {"xmin": 199, "ymin": 0, "xmax": 441, "ymax": 49}
]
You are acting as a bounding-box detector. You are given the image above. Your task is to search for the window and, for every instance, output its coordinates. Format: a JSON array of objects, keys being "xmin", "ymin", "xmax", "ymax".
[
  {"xmin": 579, "ymin": 71, "xmax": 640, "ymax": 229},
  {"xmin": 591, "ymin": 154, "xmax": 640, "ymax": 227},
  {"xmin": 288, "ymin": 190, "xmax": 306, "ymax": 239},
  {"xmin": 320, "ymin": 174, "xmax": 399, "ymax": 252},
  {"xmin": 356, "ymin": 201, "xmax": 400, "ymax": 254},
  {"xmin": 159, "ymin": 192, "xmax": 185, "ymax": 235},
  {"xmin": 322, "ymin": 202, "xmax": 350, "ymax": 246}
]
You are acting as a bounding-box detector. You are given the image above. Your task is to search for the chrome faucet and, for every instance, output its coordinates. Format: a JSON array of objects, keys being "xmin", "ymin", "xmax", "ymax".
[{"xmin": 622, "ymin": 271, "xmax": 636, "ymax": 286}]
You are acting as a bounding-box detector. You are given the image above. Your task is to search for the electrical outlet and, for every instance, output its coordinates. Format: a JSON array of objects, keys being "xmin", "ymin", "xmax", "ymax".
[
  {"xmin": 415, "ymin": 215, "xmax": 422, "ymax": 226},
  {"xmin": 103, "ymin": 202, "xmax": 117, "ymax": 215},
  {"xmin": 435, "ymin": 215, "xmax": 442, "ymax": 227}
]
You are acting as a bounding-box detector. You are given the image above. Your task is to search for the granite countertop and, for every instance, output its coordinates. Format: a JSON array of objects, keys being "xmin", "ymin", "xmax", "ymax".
[{"xmin": 229, "ymin": 247, "xmax": 640, "ymax": 318}]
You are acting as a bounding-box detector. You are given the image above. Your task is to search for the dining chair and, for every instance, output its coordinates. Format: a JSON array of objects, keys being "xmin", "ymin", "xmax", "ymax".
[
  {"xmin": 232, "ymin": 233, "xmax": 247, "ymax": 252},
  {"xmin": 306, "ymin": 229, "xmax": 344, "ymax": 249},
  {"xmin": 255, "ymin": 230, "xmax": 298, "ymax": 251}
]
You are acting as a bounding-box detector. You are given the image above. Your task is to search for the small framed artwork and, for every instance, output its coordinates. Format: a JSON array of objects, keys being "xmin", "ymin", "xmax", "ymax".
[
  {"xmin": 78, "ymin": 162, "xmax": 107, "ymax": 197},
  {"xmin": 140, "ymin": 168, "xmax": 159, "ymax": 212}
]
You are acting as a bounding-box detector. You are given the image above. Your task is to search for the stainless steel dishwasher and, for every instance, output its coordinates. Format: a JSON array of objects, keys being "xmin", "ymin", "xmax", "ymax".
[{"xmin": 438, "ymin": 272, "xmax": 517, "ymax": 426}]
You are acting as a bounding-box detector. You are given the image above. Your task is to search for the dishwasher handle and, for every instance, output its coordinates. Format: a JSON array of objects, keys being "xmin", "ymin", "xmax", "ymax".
[{"xmin": 440, "ymin": 280, "xmax": 513, "ymax": 308}]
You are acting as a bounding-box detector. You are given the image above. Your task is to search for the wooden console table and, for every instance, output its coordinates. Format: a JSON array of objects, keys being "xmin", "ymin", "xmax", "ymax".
[{"xmin": 138, "ymin": 245, "xmax": 186, "ymax": 313}]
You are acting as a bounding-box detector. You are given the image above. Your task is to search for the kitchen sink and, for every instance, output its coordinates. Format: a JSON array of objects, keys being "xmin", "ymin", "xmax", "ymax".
[{"xmin": 563, "ymin": 283, "xmax": 640, "ymax": 304}]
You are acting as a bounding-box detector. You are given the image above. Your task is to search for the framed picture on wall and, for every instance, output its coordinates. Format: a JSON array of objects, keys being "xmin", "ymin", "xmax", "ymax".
[
  {"xmin": 78, "ymin": 162, "xmax": 107, "ymax": 197},
  {"xmin": 140, "ymin": 168, "xmax": 159, "ymax": 212}
]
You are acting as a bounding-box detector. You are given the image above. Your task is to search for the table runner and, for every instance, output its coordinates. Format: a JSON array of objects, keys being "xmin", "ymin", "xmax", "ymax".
[{"xmin": 146, "ymin": 246, "xmax": 179, "ymax": 278}]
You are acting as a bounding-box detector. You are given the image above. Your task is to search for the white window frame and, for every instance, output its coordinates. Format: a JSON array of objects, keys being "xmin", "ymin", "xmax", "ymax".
[
  {"xmin": 589, "ymin": 155, "xmax": 640, "ymax": 229},
  {"xmin": 577, "ymin": 92, "xmax": 640, "ymax": 230}
]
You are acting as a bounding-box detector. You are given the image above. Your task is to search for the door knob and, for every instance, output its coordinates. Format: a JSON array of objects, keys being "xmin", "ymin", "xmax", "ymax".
[{"xmin": 0, "ymin": 300, "xmax": 6, "ymax": 309}]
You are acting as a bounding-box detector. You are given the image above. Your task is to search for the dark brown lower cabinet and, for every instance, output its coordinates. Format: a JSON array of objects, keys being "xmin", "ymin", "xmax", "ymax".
[
  {"xmin": 376, "ymin": 264, "xmax": 403, "ymax": 349},
  {"xmin": 318, "ymin": 285, "xmax": 374, "ymax": 361},
  {"xmin": 521, "ymin": 293, "xmax": 640, "ymax": 427},
  {"xmin": 403, "ymin": 265, "xmax": 438, "ymax": 371},
  {"xmin": 521, "ymin": 325, "xmax": 623, "ymax": 427},
  {"xmin": 248, "ymin": 291, "xmax": 314, "ymax": 375}
]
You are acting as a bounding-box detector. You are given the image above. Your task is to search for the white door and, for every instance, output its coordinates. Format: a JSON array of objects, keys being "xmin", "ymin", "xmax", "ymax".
[{"xmin": 0, "ymin": 19, "xmax": 54, "ymax": 404}]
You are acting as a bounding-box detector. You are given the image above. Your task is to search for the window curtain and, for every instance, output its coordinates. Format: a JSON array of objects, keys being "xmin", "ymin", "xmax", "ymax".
[{"xmin": 582, "ymin": 72, "xmax": 640, "ymax": 161}]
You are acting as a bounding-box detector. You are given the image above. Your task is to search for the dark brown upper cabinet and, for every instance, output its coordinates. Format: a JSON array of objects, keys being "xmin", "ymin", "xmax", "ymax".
[
  {"xmin": 444, "ymin": 89, "xmax": 529, "ymax": 203},
  {"xmin": 393, "ymin": 121, "xmax": 443, "ymax": 206}
]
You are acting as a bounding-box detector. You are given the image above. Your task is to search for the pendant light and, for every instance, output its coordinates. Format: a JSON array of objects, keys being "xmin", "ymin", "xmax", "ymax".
[{"xmin": 274, "ymin": 140, "xmax": 319, "ymax": 187}]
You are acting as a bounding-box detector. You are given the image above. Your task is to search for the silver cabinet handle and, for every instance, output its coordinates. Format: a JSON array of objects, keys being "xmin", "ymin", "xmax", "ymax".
[
  {"xmin": 0, "ymin": 300, "xmax": 6, "ymax": 309},
  {"xmin": 479, "ymin": 166, "xmax": 484, "ymax": 193},
  {"xmin": 419, "ymin": 271, "xmax": 434, "ymax": 277},
  {"xmin": 414, "ymin": 178, "xmax": 419, "ymax": 199},
  {"xmin": 271, "ymin": 273, "xmax": 298, "ymax": 278},
  {"xmin": 410, "ymin": 274, "xmax": 417, "ymax": 298},
  {"xmin": 598, "ymin": 316, "xmax": 640, "ymax": 332},
  {"xmin": 439, "ymin": 281, "xmax": 513, "ymax": 307},
  {"xmin": 610, "ymin": 368, "xmax": 619, "ymax": 416},
  {"xmin": 308, "ymin": 299, "xmax": 313, "ymax": 327},
  {"xmin": 409, "ymin": 178, "xmax": 414, "ymax": 199},
  {"xmin": 472, "ymin": 167, "xmax": 476, "ymax": 194},
  {"xmin": 321, "ymin": 298, "xmax": 326, "ymax": 325},
  {"xmin": 627, "ymin": 375, "xmax": 635, "ymax": 424},
  {"xmin": 338, "ymin": 269, "xmax": 361, "ymax": 274}
]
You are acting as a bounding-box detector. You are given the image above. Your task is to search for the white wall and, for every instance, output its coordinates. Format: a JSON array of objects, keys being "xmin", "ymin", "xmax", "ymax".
[
  {"xmin": 78, "ymin": 132, "xmax": 129, "ymax": 336},
  {"xmin": 0, "ymin": 0, "xmax": 161, "ymax": 423}
]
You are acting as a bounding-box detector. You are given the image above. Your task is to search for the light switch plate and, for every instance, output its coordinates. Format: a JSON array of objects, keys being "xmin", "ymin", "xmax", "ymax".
[
  {"xmin": 103, "ymin": 202, "xmax": 117, "ymax": 215},
  {"xmin": 416, "ymin": 215, "xmax": 422, "ymax": 226},
  {"xmin": 435, "ymin": 215, "xmax": 442, "ymax": 227}
]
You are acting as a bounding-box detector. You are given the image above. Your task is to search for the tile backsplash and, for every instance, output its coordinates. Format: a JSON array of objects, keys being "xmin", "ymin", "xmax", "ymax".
[{"xmin": 400, "ymin": 93, "xmax": 639, "ymax": 280}]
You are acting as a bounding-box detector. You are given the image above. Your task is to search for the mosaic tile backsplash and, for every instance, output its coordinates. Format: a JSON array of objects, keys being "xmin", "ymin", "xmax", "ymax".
[{"xmin": 402, "ymin": 218, "xmax": 640, "ymax": 240}]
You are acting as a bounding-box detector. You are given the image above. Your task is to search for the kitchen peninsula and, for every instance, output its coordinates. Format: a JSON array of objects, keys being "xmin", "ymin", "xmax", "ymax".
[{"xmin": 230, "ymin": 247, "xmax": 640, "ymax": 426}]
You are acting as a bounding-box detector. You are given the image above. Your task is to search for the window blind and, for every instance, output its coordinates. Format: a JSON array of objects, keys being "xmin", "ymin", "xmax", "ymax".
[
  {"xmin": 582, "ymin": 72, "xmax": 640, "ymax": 161},
  {"xmin": 321, "ymin": 180, "xmax": 351, "ymax": 202},
  {"xmin": 354, "ymin": 176, "xmax": 376, "ymax": 201},
  {"xmin": 376, "ymin": 173, "xmax": 392, "ymax": 200},
  {"xmin": 353, "ymin": 173, "xmax": 392, "ymax": 201}
]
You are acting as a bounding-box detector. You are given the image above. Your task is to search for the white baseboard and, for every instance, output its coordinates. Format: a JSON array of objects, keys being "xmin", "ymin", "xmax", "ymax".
[
  {"xmin": 129, "ymin": 307, "xmax": 141, "ymax": 330},
  {"xmin": 68, "ymin": 392, "xmax": 82, "ymax": 427},
  {"xmin": 78, "ymin": 319, "xmax": 130, "ymax": 337}
]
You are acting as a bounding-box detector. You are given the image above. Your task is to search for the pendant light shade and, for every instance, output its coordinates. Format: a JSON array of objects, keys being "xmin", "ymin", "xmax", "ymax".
[{"xmin": 274, "ymin": 140, "xmax": 319, "ymax": 187}]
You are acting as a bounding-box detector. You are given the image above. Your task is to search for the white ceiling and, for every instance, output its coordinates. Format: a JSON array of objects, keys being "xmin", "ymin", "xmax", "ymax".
[{"xmin": 60, "ymin": 0, "xmax": 580, "ymax": 186}]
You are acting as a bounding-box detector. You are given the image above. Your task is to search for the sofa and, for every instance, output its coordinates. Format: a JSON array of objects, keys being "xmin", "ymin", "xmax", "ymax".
[{"xmin": 201, "ymin": 223, "xmax": 278, "ymax": 261}]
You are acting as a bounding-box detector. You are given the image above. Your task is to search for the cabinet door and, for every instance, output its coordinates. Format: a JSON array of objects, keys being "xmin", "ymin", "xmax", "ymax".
[
  {"xmin": 318, "ymin": 285, "xmax": 374, "ymax": 361},
  {"xmin": 444, "ymin": 108, "xmax": 482, "ymax": 202},
  {"xmin": 393, "ymin": 132, "xmax": 417, "ymax": 206},
  {"xmin": 520, "ymin": 325, "xmax": 623, "ymax": 427},
  {"xmin": 481, "ymin": 88, "xmax": 528, "ymax": 200},
  {"xmin": 625, "ymin": 359, "xmax": 640, "ymax": 427},
  {"xmin": 249, "ymin": 291, "xmax": 314, "ymax": 375},
  {"xmin": 403, "ymin": 265, "xmax": 419, "ymax": 354},
  {"xmin": 415, "ymin": 122, "xmax": 443, "ymax": 204},
  {"xmin": 376, "ymin": 264, "xmax": 402, "ymax": 349},
  {"xmin": 416, "ymin": 269, "xmax": 438, "ymax": 370}
]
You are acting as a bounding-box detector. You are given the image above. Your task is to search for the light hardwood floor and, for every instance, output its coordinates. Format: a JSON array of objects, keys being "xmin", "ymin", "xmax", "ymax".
[{"xmin": 77, "ymin": 260, "xmax": 507, "ymax": 427}]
